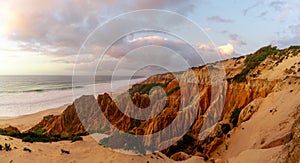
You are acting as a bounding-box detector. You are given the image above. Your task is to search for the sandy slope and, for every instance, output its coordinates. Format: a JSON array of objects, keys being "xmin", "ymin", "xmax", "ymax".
[{"xmin": 213, "ymin": 84, "xmax": 300, "ymax": 162}]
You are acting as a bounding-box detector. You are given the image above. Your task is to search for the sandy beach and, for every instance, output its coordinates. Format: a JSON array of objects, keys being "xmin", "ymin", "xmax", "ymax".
[
  {"xmin": 0, "ymin": 105, "xmax": 205, "ymax": 163},
  {"xmin": 0, "ymin": 105, "xmax": 67, "ymax": 132}
]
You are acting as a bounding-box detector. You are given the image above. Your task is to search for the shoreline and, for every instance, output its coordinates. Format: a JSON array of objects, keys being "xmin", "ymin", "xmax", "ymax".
[
  {"xmin": 0, "ymin": 105, "xmax": 67, "ymax": 132},
  {"xmin": 0, "ymin": 78, "xmax": 146, "ymax": 117}
]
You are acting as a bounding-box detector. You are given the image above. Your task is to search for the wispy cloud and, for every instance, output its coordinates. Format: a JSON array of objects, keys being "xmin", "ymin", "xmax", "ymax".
[
  {"xmin": 274, "ymin": 23, "xmax": 300, "ymax": 48},
  {"xmin": 242, "ymin": 2, "xmax": 261, "ymax": 16},
  {"xmin": 269, "ymin": 1, "xmax": 286, "ymax": 11},
  {"xmin": 228, "ymin": 34, "xmax": 247, "ymax": 47},
  {"xmin": 257, "ymin": 11, "xmax": 268, "ymax": 18},
  {"xmin": 206, "ymin": 16, "xmax": 233, "ymax": 23}
]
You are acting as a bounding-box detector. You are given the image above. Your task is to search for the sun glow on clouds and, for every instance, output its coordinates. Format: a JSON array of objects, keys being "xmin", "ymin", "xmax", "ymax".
[
  {"xmin": 196, "ymin": 42, "xmax": 235, "ymax": 58},
  {"xmin": 0, "ymin": 51, "xmax": 68, "ymax": 75},
  {"xmin": 128, "ymin": 36, "xmax": 169, "ymax": 43},
  {"xmin": 218, "ymin": 43, "xmax": 235, "ymax": 57}
]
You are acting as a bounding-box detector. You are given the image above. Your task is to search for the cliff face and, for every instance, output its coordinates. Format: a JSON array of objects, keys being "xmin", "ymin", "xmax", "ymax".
[
  {"xmin": 28, "ymin": 45, "xmax": 300, "ymax": 161},
  {"xmin": 28, "ymin": 103, "xmax": 85, "ymax": 136}
]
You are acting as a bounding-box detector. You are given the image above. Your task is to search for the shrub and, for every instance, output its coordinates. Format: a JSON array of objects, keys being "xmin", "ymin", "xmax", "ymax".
[
  {"xmin": 288, "ymin": 45, "xmax": 300, "ymax": 50},
  {"xmin": 71, "ymin": 136, "xmax": 83, "ymax": 142},
  {"xmin": 221, "ymin": 123, "xmax": 231, "ymax": 134},
  {"xmin": 4, "ymin": 143, "xmax": 11, "ymax": 151},
  {"xmin": 61, "ymin": 149, "xmax": 70, "ymax": 154},
  {"xmin": 23, "ymin": 147, "xmax": 32, "ymax": 152},
  {"xmin": 165, "ymin": 133, "xmax": 196, "ymax": 157},
  {"xmin": 129, "ymin": 83, "xmax": 168, "ymax": 96},
  {"xmin": 22, "ymin": 136, "xmax": 33, "ymax": 143},
  {"xmin": 129, "ymin": 119, "xmax": 141, "ymax": 130},
  {"xmin": 166, "ymin": 86, "xmax": 180, "ymax": 96},
  {"xmin": 229, "ymin": 45, "xmax": 279, "ymax": 82},
  {"xmin": 20, "ymin": 132, "xmax": 51, "ymax": 143},
  {"xmin": 230, "ymin": 108, "xmax": 241, "ymax": 127},
  {"xmin": 197, "ymin": 146, "xmax": 204, "ymax": 153},
  {"xmin": 204, "ymin": 156, "xmax": 209, "ymax": 161},
  {"xmin": 33, "ymin": 126, "xmax": 45, "ymax": 135},
  {"xmin": 182, "ymin": 133, "xmax": 195, "ymax": 145}
]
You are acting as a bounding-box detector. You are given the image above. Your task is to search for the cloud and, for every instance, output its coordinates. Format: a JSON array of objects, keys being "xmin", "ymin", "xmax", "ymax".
[
  {"xmin": 105, "ymin": 35, "xmax": 205, "ymax": 66},
  {"xmin": 269, "ymin": 1, "xmax": 286, "ymax": 11},
  {"xmin": 134, "ymin": 0, "xmax": 197, "ymax": 15},
  {"xmin": 62, "ymin": 35, "xmax": 228, "ymax": 75},
  {"xmin": 275, "ymin": 23, "xmax": 300, "ymax": 48},
  {"xmin": 269, "ymin": 0, "xmax": 295, "ymax": 22},
  {"xmin": 242, "ymin": 2, "xmax": 260, "ymax": 16},
  {"xmin": 195, "ymin": 42, "xmax": 233, "ymax": 61},
  {"xmin": 257, "ymin": 11, "xmax": 268, "ymax": 18},
  {"xmin": 228, "ymin": 33, "xmax": 247, "ymax": 47},
  {"xmin": 2, "ymin": 0, "xmax": 198, "ymax": 58},
  {"xmin": 219, "ymin": 31, "xmax": 246, "ymax": 47},
  {"xmin": 217, "ymin": 43, "xmax": 235, "ymax": 57},
  {"xmin": 206, "ymin": 16, "xmax": 233, "ymax": 23}
]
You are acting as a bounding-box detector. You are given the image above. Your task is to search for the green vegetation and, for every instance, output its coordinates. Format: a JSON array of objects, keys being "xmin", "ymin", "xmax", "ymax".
[
  {"xmin": 166, "ymin": 86, "xmax": 180, "ymax": 96},
  {"xmin": 61, "ymin": 149, "xmax": 70, "ymax": 154},
  {"xmin": 0, "ymin": 130, "xmax": 85, "ymax": 143},
  {"xmin": 230, "ymin": 45, "xmax": 277, "ymax": 82},
  {"xmin": 204, "ymin": 156, "xmax": 209, "ymax": 161},
  {"xmin": 0, "ymin": 129, "xmax": 19, "ymax": 136},
  {"xmin": 21, "ymin": 133, "xmax": 51, "ymax": 143},
  {"xmin": 197, "ymin": 146, "xmax": 204, "ymax": 153},
  {"xmin": 4, "ymin": 143, "xmax": 11, "ymax": 151},
  {"xmin": 129, "ymin": 81, "xmax": 180, "ymax": 97},
  {"xmin": 288, "ymin": 45, "xmax": 300, "ymax": 50},
  {"xmin": 67, "ymin": 127, "xmax": 75, "ymax": 133},
  {"xmin": 166, "ymin": 133, "xmax": 195, "ymax": 157},
  {"xmin": 23, "ymin": 147, "xmax": 32, "ymax": 152},
  {"xmin": 129, "ymin": 83, "xmax": 168, "ymax": 96},
  {"xmin": 230, "ymin": 108, "xmax": 241, "ymax": 127},
  {"xmin": 228, "ymin": 45, "xmax": 300, "ymax": 83},
  {"xmin": 71, "ymin": 135, "xmax": 83, "ymax": 142},
  {"xmin": 221, "ymin": 123, "xmax": 231, "ymax": 134},
  {"xmin": 182, "ymin": 133, "xmax": 195, "ymax": 144},
  {"xmin": 33, "ymin": 126, "xmax": 46, "ymax": 135},
  {"xmin": 129, "ymin": 119, "xmax": 142, "ymax": 130}
]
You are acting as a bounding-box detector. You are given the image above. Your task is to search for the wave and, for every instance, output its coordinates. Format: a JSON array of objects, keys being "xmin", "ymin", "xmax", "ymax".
[{"xmin": 0, "ymin": 86, "xmax": 84, "ymax": 94}]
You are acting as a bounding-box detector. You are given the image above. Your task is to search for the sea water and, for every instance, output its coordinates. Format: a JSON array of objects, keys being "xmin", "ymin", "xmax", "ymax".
[{"xmin": 0, "ymin": 75, "xmax": 145, "ymax": 117}]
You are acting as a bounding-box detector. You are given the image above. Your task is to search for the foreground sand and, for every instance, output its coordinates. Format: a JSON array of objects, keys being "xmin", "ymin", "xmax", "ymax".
[
  {"xmin": 0, "ymin": 134, "xmax": 205, "ymax": 163},
  {"xmin": 0, "ymin": 106, "xmax": 204, "ymax": 163}
]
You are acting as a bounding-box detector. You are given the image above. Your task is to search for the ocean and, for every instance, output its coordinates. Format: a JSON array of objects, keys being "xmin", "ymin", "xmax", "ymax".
[{"xmin": 0, "ymin": 75, "xmax": 145, "ymax": 117}]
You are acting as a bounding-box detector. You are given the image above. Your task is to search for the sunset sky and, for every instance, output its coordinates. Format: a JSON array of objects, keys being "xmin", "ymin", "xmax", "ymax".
[{"xmin": 0, "ymin": 0, "xmax": 299, "ymax": 75}]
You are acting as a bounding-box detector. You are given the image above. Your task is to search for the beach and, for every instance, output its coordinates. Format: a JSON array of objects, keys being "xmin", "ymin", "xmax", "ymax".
[{"xmin": 0, "ymin": 106, "xmax": 205, "ymax": 163}]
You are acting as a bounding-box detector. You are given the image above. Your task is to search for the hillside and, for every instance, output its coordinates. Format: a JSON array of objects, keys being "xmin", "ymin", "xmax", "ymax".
[{"xmin": 2, "ymin": 45, "xmax": 300, "ymax": 162}]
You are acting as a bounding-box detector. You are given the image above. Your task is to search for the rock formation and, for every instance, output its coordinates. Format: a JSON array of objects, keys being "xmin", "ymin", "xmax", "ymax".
[{"xmin": 27, "ymin": 45, "xmax": 300, "ymax": 162}]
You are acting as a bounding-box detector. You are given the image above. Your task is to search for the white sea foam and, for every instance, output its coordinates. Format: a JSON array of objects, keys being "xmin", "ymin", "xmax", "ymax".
[{"xmin": 0, "ymin": 78, "xmax": 145, "ymax": 117}]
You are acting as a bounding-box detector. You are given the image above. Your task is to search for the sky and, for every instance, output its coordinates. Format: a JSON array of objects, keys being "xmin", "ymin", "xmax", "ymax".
[{"xmin": 0, "ymin": 0, "xmax": 299, "ymax": 75}]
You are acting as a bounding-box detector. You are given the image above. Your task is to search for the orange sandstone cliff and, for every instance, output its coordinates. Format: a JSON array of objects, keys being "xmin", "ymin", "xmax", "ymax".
[{"xmin": 27, "ymin": 45, "xmax": 300, "ymax": 162}]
